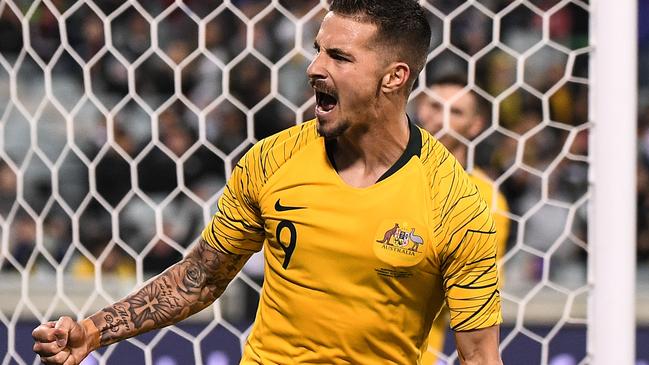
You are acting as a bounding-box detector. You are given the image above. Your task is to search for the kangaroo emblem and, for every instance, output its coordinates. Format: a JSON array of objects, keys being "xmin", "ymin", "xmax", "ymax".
[{"xmin": 377, "ymin": 223, "xmax": 400, "ymax": 244}]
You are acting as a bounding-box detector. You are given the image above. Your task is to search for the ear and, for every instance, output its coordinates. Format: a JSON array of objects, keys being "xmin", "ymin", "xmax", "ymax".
[{"xmin": 381, "ymin": 62, "xmax": 410, "ymax": 94}]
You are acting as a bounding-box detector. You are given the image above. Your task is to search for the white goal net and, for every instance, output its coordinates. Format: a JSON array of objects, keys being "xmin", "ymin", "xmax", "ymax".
[{"xmin": 0, "ymin": 0, "xmax": 601, "ymax": 364}]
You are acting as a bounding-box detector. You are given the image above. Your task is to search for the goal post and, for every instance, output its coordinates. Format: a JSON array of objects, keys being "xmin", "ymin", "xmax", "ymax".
[{"xmin": 590, "ymin": 0, "xmax": 637, "ymax": 364}]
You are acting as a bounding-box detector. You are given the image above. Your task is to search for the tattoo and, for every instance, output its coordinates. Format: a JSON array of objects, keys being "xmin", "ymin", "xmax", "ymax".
[
  {"xmin": 89, "ymin": 239, "xmax": 249, "ymax": 346},
  {"xmin": 182, "ymin": 265, "xmax": 206, "ymax": 293},
  {"xmin": 114, "ymin": 305, "xmax": 131, "ymax": 332},
  {"xmin": 104, "ymin": 313, "xmax": 119, "ymax": 333},
  {"xmin": 159, "ymin": 277, "xmax": 183, "ymax": 309},
  {"xmin": 100, "ymin": 303, "xmax": 131, "ymax": 333},
  {"xmin": 127, "ymin": 283, "xmax": 173, "ymax": 328}
]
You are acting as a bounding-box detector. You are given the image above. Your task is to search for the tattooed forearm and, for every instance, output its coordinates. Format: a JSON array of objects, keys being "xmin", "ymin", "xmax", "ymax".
[
  {"xmin": 100, "ymin": 305, "xmax": 131, "ymax": 334},
  {"xmin": 88, "ymin": 239, "xmax": 250, "ymax": 346}
]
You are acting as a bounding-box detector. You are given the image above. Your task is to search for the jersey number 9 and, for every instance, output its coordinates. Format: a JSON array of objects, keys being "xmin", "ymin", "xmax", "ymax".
[{"xmin": 276, "ymin": 220, "xmax": 297, "ymax": 269}]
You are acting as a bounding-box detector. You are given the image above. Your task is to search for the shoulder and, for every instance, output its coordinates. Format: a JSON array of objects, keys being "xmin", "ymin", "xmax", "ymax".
[
  {"xmin": 236, "ymin": 119, "xmax": 320, "ymax": 184},
  {"xmin": 416, "ymin": 127, "xmax": 469, "ymax": 194},
  {"xmin": 416, "ymin": 127, "xmax": 486, "ymax": 222},
  {"xmin": 212, "ymin": 120, "xmax": 320, "ymax": 233},
  {"xmin": 417, "ymin": 126, "xmax": 455, "ymax": 176}
]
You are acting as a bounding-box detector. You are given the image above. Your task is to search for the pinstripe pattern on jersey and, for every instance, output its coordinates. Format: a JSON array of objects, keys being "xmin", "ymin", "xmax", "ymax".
[
  {"xmin": 419, "ymin": 130, "xmax": 501, "ymax": 331},
  {"xmin": 202, "ymin": 121, "xmax": 320, "ymax": 254}
]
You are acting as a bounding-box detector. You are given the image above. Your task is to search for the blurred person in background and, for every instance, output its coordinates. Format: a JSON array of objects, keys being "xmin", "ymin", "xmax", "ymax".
[{"xmin": 416, "ymin": 74, "xmax": 510, "ymax": 364}]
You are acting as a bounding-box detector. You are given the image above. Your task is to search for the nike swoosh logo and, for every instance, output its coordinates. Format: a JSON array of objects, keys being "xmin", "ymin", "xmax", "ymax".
[{"xmin": 275, "ymin": 199, "xmax": 306, "ymax": 212}]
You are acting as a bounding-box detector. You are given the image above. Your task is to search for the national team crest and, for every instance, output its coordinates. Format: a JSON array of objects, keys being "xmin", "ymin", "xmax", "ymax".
[{"xmin": 373, "ymin": 220, "xmax": 426, "ymax": 267}]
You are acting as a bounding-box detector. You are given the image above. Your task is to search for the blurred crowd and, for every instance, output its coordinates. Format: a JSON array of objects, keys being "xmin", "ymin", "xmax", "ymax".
[{"xmin": 0, "ymin": 0, "xmax": 645, "ymax": 290}]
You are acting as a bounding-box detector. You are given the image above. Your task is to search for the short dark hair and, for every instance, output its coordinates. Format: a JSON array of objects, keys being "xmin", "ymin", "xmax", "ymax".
[
  {"xmin": 430, "ymin": 73, "xmax": 468, "ymax": 89},
  {"xmin": 330, "ymin": 0, "xmax": 431, "ymax": 92}
]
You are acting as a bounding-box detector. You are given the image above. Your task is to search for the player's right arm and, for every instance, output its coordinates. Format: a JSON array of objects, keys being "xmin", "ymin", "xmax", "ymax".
[
  {"xmin": 32, "ymin": 137, "xmax": 272, "ymax": 365},
  {"xmin": 31, "ymin": 239, "xmax": 250, "ymax": 365}
]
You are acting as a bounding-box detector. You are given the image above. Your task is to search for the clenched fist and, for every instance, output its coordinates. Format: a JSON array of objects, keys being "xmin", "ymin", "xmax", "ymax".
[{"xmin": 32, "ymin": 316, "xmax": 99, "ymax": 365}]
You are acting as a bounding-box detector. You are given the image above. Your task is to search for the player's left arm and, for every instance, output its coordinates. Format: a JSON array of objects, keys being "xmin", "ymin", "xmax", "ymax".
[
  {"xmin": 444, "ymin": 200, "xmax": 503, "ymax": 365},
  {"xmin": 455, "ymin": 325, "xmax": 502, "ymax": 365},
  {"xmin": 436, "ymin": 162, "xmax": 503, "ymax": 363}
]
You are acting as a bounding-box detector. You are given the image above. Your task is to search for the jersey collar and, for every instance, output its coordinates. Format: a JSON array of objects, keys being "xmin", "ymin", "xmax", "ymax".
[
  {"xmin": 325, "ymin": 116, "xmax": 422, "ymax": 183},
  {"xmin": 376, "ymin": 117, "xmax": 422, "ymax": 182}
]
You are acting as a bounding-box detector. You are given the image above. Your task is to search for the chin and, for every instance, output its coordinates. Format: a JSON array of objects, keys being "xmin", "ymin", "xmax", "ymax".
[{"xmin": 317, "ymin": 118, "xmax": 348, "ymax": 139}]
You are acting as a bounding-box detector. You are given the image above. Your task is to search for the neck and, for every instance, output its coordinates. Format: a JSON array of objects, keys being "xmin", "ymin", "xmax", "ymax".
[{"xmin": 330, "ymin": 108, "xmax": 410, "ymax": 188}]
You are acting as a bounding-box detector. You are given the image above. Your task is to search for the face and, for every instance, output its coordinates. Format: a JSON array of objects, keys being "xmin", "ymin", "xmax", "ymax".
[
  {"xmin": 416, "ymin": 84, "xmax": 485, "ymax": 151},
  {"xmin": 307, "ymin": 12, "xmax": 388, "ymax": 138}
]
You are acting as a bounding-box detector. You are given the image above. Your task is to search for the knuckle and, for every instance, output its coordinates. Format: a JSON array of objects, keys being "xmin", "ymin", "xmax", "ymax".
[
  {"xmin": 33, "ymin": 341, "xmax": 51, "ymax": 353},
  {"xmin": 57, "ymin": 316, "xmax": 75, "ymax": 330},
  {"xmin": 32, "ymin": 327, "xmax": 53, "ymax": 342},
  {"xmin": 43, "ymin": 351, "xmax": 68, "ymax": 365},
  {"xmin": 32, "ymin": 324, "xmax": 46, "ymax": 336}
]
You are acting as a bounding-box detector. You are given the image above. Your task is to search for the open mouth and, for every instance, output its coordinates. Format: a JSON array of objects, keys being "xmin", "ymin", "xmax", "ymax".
[{"xmin": 315, "ymin": 90, "xmax": 338, "ymax": 113}]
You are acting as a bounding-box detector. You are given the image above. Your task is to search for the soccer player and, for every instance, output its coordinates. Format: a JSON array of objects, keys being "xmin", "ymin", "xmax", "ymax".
[
  {"xmin": 32, "ymin": 1, "xmax": 503, "ymax": 364},
  {"xmin": 416, "ymin": 75, "xmax": 510, "ymax": 364}
]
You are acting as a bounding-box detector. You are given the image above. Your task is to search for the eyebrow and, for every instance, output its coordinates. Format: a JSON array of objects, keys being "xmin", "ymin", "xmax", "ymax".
[{"xmin": 313, "ymin": 41, "xmax": 355, "ymax": 61}]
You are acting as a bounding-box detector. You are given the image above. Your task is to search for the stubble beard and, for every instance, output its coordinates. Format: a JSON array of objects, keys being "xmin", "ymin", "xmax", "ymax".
[{"xmin": 317, "ymin": 118, "xmax": 350, "ymax": 139}]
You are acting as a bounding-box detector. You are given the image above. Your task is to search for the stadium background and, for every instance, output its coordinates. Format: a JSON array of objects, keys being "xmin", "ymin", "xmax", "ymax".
[{"xmin": 0, "ymin": 0, "xmax": 647, "ymax": 364}]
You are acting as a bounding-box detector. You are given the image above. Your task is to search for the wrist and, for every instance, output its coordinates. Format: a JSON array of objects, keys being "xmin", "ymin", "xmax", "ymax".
[{"xmin": 81, "ymin": 318, "xmax": 101, "ymax": 353}]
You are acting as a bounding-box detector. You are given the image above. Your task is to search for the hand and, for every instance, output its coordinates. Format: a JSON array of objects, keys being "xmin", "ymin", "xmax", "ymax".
[{"xmin": 32, "ymin": 316, "xmax": 97, "ymax": 365}]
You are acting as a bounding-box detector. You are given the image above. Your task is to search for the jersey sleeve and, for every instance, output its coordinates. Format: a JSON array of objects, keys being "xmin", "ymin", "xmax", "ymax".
[
  {"xmin": 470, "ymin": 171, "xmax": 511, "ymax": 261},
  {"xmin": 493, "ymin": 190, "xmax": 510, "ymax": 262},
  {"xmin": 437, "ymin": 161, "xmax": 502, "ymax": 332},
  {"xmin": 201, "ymin": 144, "xmax": 266, "ymax": 255}
]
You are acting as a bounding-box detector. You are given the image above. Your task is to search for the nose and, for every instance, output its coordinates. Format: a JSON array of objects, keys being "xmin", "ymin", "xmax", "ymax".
[
  {"xmin": 306, "ymin": 51, "xmax": 326, "ymax": 82},
  {"xmin": 430, "ymin": 110, "xmax": 445, "ymax": 133}
]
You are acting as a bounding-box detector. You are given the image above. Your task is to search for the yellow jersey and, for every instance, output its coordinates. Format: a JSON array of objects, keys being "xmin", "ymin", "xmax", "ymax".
[
  {"xmin": 202, "ymin": 120, "xmax": 502, "ymax": 364},
  {"xmin": 421, "ymin": 168, "xmax": 510, "ymax": 364}
]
